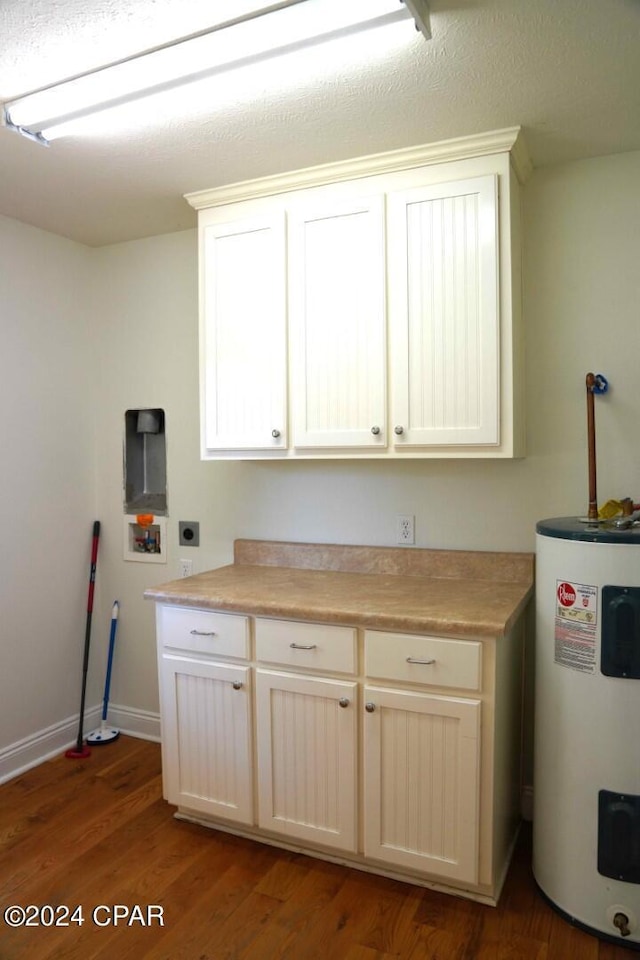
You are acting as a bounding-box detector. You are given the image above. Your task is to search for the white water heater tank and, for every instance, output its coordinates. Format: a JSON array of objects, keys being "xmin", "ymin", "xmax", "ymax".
[{"xmin": 534, "ymin": 517, "xmax": 640, "ymax": 949}]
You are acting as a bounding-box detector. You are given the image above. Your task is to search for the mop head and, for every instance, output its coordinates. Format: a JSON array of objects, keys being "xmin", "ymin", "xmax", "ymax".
[{"xmin": 86, "ymin": 725, "xmax": 120, "ymax": 745}]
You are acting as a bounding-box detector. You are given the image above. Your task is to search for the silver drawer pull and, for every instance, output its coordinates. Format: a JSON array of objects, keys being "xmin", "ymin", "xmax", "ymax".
[
  {"xmin": 190, "ymin": 629, "xmax": 217, "ymax": 637},
  {"xmin": 289, "ymin": 642, "xmax": 317, "ymax": 650},
  {"xmin": 406, "ymin": 657, "xmax": 436, "ymax": 665}
]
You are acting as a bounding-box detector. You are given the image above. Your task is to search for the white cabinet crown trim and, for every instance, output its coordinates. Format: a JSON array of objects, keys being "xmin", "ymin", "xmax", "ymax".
[{"xmin": 185, "ymin": 127, "xmax": 530, "ymax": 210}]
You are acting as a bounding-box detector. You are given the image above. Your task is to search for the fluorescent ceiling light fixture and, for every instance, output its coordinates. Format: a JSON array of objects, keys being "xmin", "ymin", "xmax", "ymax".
[{"xmin": 3, "ymin": 0, "xmax": 430, "ymax": 144}]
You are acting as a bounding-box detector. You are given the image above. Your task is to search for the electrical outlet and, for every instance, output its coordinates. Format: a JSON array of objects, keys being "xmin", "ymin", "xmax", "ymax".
[
  {"xmin": 396, "ymin": 514, "xmax": 415, "ymax": 545},
  {"xmin": 179, "ymin": 558, "xmax": 193, "ymax": 578},
  {"xmin": 179, "ymin": 521, "xmax": 199, "ymax": 547}
]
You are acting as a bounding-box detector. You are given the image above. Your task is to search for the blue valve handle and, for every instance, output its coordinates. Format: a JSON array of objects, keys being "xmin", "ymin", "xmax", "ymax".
[{"xmin": 589, "ymin": 373, "xmax": 609, "ymax": 394}]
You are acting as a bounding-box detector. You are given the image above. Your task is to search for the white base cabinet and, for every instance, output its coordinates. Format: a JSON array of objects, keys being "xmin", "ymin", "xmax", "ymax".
[
  {"xmin": 157, "ymin": 605, "xmax": 254, "ymax": 824},
  {"xmin": 155, "ymin": 604, "xmax": 524, "ymax": 905}
]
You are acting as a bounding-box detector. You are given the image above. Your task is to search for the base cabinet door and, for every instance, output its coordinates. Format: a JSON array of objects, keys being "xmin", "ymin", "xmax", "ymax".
[
  {"xmin": 363, "ymin": 685, "xmax": 481, "ymax": 884},
  {"xmin": 160, "ymin": 655, "xmax": 253, "ymax": 824},
  {"xmin": 255, "ymin": 669, "xmax": 357, "ymax": 852}
]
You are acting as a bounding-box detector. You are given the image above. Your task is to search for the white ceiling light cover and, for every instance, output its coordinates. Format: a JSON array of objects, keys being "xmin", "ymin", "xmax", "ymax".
[{"xmin": 4, "ymin": 0, "xmax": 428, "ymax": 141}]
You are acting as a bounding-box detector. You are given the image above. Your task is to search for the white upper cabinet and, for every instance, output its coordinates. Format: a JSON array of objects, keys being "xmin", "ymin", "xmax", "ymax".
[
  {"xmin": 188, "ymin": 128, "xmax": 530, "ymax": 460},
  {"xmin": 200, "ymin": 211, "xmax": 287, "ymax": 453},
  {"xmin": 388, "ymin": 175, "xmax": 499, "ymax": 447},
  {"xmin": 288, "ymin": 196, "xmax": 387, "ymax": 449}
]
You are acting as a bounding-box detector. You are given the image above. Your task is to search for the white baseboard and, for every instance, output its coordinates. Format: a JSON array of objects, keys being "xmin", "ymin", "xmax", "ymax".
[
  {"xmin": 0, "ymin": 703, "xmax": 160, "ymax": 785},
  {"xmin": 521, "ymin": 784, "xmax": 534, "ymax": 821},
  {"xmin": 0, "ymin": 706, "xmax": 101, "ymax": 784},
  {"xmin": 100, "ymin": 703, "xmax": 161, "ymax": 743}
]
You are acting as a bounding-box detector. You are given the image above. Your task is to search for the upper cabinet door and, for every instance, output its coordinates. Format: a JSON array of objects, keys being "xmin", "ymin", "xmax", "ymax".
[
  {"xmin": 388, "ymin": 175, "xmax": 499, "ymax": 447},
  {"xmin": 288, "ymin": 196, "xmax": 387, "ymax": 450},
  {"xmin": 201, "ymin": 212, "xmax": 287, "ymax": 452}
]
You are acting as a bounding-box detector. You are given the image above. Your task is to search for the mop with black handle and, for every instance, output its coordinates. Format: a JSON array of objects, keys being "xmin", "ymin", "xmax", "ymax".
[
  {"xmin": 87, "ymin": 601, "xmax": 120, "ymax": 745},
  {"xmin": 66, "ymin": 520, "xmax": 100, "ymax": 759}
]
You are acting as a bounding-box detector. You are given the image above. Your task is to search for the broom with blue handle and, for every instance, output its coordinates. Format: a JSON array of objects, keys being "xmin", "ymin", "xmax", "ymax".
[{"xmin": 86, "ymin": 601, "xmax": 120, "ymax": 745}]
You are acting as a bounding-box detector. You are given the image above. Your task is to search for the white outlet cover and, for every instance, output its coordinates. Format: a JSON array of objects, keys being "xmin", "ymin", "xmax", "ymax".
[{"xmin": 396, "ymin": 514, "xmax": 415, "ymax": 545}]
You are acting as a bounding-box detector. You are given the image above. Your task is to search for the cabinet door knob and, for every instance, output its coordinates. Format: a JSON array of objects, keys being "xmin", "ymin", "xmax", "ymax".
[
  {"xmin": 232, "ymin": 680, "xmax": 243, "ymax": 690},
  {"xmin": 371, "ymin": 426, "xmax": 380, "ymax": 436},
  {"xmin": 406, "ymin": 657, "xmax": 436, "ymax": 665},
  {"xmin": 365, "ymin": 702, "xmax": 376, "ymax": 713},
  {"xmin": 271, "ymin": 429, "xmax": 281, "ymax": 439},
  {"xmin": 394, "ymin": 425, "xmax": 404, "ymax": 435},
  {"xmin": 338, "ymin": 697, "xmax": 350, "ymax": 708}
]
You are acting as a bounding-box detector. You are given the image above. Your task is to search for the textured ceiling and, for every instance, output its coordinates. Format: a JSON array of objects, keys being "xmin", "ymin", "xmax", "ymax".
[{"xmin": 0, "ymin": 0, "xmax": 639, "ymax": 247}]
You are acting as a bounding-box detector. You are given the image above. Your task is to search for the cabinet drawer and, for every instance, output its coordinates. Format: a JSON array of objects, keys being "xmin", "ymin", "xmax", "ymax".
[
  {"xmin": 364, "ymin": 631, "xmax": 482, "ymax": 691},
  {"xmin": 255, "ymin": 618, "xmax": 356, "ymax": 674},
  {"xmin": 158, "ymin": 604, "xmax": 249, "ymax": 659}
]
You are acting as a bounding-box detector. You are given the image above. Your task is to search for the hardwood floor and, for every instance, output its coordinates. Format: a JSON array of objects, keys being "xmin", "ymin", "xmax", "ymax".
[{"xmin": 0, "ymin": 735, "xmax": 633, "ymax": 959}]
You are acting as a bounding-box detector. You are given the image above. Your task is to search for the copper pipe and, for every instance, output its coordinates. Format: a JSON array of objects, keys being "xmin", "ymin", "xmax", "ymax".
[{"xmin": 586, "ymin": 372, "xmax": 598, "ymax": 521}]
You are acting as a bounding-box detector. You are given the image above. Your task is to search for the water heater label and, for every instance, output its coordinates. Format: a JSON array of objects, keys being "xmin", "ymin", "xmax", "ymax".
[{"xmin": 554, "ymin": 579, "xmax": 598, "ymax": 673}]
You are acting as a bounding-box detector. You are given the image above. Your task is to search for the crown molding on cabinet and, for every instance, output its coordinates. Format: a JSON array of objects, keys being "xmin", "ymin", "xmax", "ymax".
[
  {"xmin": 508, "ymin": 128, "xmax": 533, "ymax": 184},
  {"xmin": 185, "ymin": 126, "xmax": 531, "ymax": 211}
]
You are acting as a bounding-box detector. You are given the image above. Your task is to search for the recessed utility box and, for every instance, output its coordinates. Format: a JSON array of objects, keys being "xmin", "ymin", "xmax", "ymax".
[
  {"xmin": 124, "ymin": 514, "xmax": 167, "ymax": 563},
  {"xmin": 124, "ymin": 408, "xmax": 167, "ymax": 515}
]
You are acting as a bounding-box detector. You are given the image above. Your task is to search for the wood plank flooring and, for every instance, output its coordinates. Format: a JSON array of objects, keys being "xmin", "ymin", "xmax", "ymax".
[{"xmin": 0, "ymin": 735, "xmax": 633, "ymax": 959}]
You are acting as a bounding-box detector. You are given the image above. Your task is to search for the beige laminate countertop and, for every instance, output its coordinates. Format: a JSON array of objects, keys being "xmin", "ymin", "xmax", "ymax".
[{"xmin": 145, "ymin": 540, "xmax": 534, "ymax": 639}]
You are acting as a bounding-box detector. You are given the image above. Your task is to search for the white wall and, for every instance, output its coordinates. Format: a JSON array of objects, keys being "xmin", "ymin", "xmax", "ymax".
[
  {"xmin": 3, "ymin": 147, "xmax": 639, "ymax": 767},
  {"xmin": 523, "ymin": 150, "xmax": 640, "ymax": 513},
  {"xmin": 90, "ymin": 149, "xmax": 640, "ymax": 723},
  {"xmin": 92, "ymin": 230, "xmax": 202, "ymax": 715},
  {"xmin": 0, "ymin": 215, "xmax": 98, "ymax": 752},
  {"xmin": 91, "ymin": 149, "xmax": 640, "ymax": 764}
]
